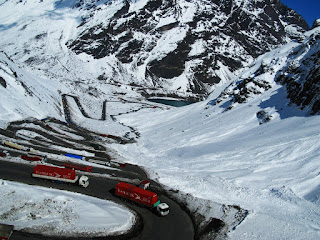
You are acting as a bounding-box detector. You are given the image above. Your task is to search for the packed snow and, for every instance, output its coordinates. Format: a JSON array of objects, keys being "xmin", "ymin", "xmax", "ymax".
[
  {"xmin": 109, "ymin": 29, "xmax": 320, "ymax": 239},
  {"xmin": 112, "ymin": 93, "xmax": 320, "ymax": 240},
  {"xmin": 0, "ymin": 179, "xmax": 135, "ymax": 237}
]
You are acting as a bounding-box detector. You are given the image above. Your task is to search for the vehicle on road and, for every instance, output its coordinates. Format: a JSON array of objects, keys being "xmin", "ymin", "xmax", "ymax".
[
  {"xmin": 0, "ymin": 151, "xmax": 7, "ymax": 157},
  {"xmin": 63, "ymin": 162, "xmax": 92, "ymax": 172},
  {"xmin": 65, "ymin": 153, "xmax": 85, "ymax": 160},
  {"xmin": 32, "ymin": 164, "xmax": 89, "ymax": 187},
  {"xmin": 115, "ymin": 182, "xmax": 170, "ymax": 216},
  {"xmin": 3, "ymin": 140, "xmax": 24, "ymax": 150},
  {"xmin": 20, "ymin": 154, "xmax": 42, "ymax": 161},
  {"xmin": 3, "ymin": 141, "xmax": 34, "ymax": 152},
  {"xmin": 88, "ymin": 158, "xmax": 111, "ymax": 166},
  {"xmin": 0, "ymin": 223, "xmax": 13, "ymax": 240},
  {"xmin": 139, "ymin": 180, "xmax": 150, "ymax": 190}
]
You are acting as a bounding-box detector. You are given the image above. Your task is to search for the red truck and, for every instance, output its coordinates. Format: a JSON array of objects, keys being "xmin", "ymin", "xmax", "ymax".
[
  {"xmin": 20, "ymin": 155, "xmax": 42, "ymax": 161},
  {"xmin": 32, "ymin": 164, "xmax": 89, "ymax": 187},
  {"xmin": 0, "ymin": 223, "xmax": 13, "ymax": 240},
  {"xmin": 115, "ymin": 182, "xmax": 169, "ymax": 216},
  {"xmin": 63, "ymin": 162, "xmax": 92, "ymax": 172},
  {"xmin": 0, "ymin": 151, "xmax": 7, "ymax": 157},
  {"xmin": 139, "ymin": 180, "xmax": 150, "ymax": 190}
]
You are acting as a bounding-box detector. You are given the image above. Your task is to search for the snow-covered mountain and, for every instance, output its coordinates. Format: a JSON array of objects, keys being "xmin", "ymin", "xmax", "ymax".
[
  {"xmin": 210, "ymin": 26, "xmax": 320, "ymax": 116},
  {"xmin": 0, "ymin": 0, "xmax": 309, "ymax": 100},
  {"xmin": 1, "ymin": 0, "xmax": 320, "ymax": 238},
  {"xmin": 112, "ymin": 25, "xmax": 320, "ymax": 239}
]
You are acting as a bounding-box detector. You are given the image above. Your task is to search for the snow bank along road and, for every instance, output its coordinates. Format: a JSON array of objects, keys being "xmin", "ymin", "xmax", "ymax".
[{"xmin": 0, "ymin": 119, "xmax": 194, "ymax": 240}]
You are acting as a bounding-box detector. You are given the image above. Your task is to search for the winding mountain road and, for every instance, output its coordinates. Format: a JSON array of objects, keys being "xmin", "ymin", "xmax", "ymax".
[
  {"xmin": 0, "ymin": 160, "xmax": 194, "ymax": 240},
  {"xmin": 0, "ymin": 102, "xmax": 195, "ymax": 240}
]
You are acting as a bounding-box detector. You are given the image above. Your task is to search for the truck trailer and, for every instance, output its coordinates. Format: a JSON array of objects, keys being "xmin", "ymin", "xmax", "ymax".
[
  {"xmin": 3, "ymin": 141, "xmax": 35, "ymax": 152},
  {"xmin": 0, "ymin": 223, "xmax": 13, "ymax": 240},
  {"xmin": 63, "ymin": 162, "xmax": 92, "ymax": 172},
  {"xmin": 3, "ymin": 141, "xmax": 24, "ymax": 150},
  {"xmin": 20, "ymin": 154, "xmax": 42, "ymax": 161},
  {"xmin": 65, "ymin": 153, "xmax": 85, "ymax": 160},
  {"xmin": 0, "ymin": 151, "xmax": 7, "ymax": 157},
  {"xmin": 32, "ymin": 164, "xmax": 89, "ymax": 187},
  {"xmin": 115, "ymin": 182, "xmax": 169, "ymax": 216}
]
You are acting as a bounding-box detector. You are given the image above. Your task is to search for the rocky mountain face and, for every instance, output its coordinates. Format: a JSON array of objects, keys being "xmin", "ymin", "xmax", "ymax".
[
  {"xmin": 312, "ymin": 19, "xmax": 320, "ymax": 29},
  {"xmin": 276, "ymin": 32, "xmax": 320, "ymax": 115},
  {"xmin": 67, "ymin": 0, "xmax": 309, "ymax": 99},
  {"xmin": 208, "ymin": 27, "xmax": 320, "ymax": 118}
]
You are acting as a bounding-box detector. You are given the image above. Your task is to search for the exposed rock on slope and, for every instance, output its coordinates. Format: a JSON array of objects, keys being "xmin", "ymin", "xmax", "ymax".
[
  {"xmin": 312, "ymin": 19, "xmax": 320, "ymax": 29},
  {"xmin": 67, "ymin": 0, "xmax": 309, "ymax": 98},
  {"xmin": 276, "ymin": 32, "xmax": 320, "ymax": 114},
  {"xmin": 208, "ymin": 27, "xmax": 320, "ymax": 117}
]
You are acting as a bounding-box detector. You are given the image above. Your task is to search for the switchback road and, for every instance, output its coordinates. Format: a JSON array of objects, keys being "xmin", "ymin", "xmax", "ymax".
[
  {"xmin": 0, "ymin": 160, "xmax": 194, "ymax": 240},
  {"xmin": 0, "ymin": 116, "xmax": 194, "ymax": 239}
]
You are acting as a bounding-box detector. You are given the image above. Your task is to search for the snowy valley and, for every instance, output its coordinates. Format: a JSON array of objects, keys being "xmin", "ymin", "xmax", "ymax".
[{"xmin": 0, "ymin": 0, "xmax": 320, "ymax": 239}]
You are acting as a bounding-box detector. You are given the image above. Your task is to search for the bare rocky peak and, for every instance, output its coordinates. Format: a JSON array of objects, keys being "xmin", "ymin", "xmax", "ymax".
[
  {"xmin": 68, "ymin": 0, "xmax": 309, "ymax": 99},
  {"xmin": 312, "ymin": 19, "xmax": 320, "ymax": 29}
]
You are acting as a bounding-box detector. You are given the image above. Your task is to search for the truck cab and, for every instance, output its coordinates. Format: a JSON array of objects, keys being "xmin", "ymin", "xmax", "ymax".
[
  {"xmin": 156, "ymin": 202, "xmax": 170, "ymax": 216},
  {"xmin": 79, "ymin": 176, "xmax": 89, "ymax": 188}
]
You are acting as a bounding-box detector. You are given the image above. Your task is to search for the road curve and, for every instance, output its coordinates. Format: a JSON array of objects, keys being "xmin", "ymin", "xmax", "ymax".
[
  {"xmin": 0, "ymin": 96, "xmax": 195, "ymax": 239},
  {"xmin": 0, "ymin": 160, "xmax": 194, "ymax": 240}
]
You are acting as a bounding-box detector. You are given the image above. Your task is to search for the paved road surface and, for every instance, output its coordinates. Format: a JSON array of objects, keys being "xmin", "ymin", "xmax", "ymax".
[{"xmin": 0, "ymin": 160, "xmax": 194, "ymax": 240}]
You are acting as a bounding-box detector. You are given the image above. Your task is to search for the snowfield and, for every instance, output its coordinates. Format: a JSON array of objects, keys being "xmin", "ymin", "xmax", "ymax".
[
  {"xmin": 0, "ymin": 179, "xmax": 135, "ymax": 237},
  {"xmin": 112, "ymin": 95, "xmax": 320, "ymax": 240},
  {"xmin": 108, "ymin": 29, "xmax": 320, "ymax": 239}
]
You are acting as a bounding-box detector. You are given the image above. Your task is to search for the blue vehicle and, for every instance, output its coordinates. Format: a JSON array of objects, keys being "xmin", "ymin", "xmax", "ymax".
[{"xmin": 65, "ymin": 153, "xmax": 84, "ymax": 160}]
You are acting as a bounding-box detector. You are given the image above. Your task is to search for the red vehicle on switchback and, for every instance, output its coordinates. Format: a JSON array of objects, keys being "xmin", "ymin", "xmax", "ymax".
[{"xmin": 115, "ymin": 182, "xmax": 169, "ymax": 216}]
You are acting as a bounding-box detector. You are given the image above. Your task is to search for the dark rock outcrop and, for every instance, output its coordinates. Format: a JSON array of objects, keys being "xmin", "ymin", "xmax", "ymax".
[
  {"xmin": 276, "ymin": 33, "xmax": 320, "ymax": 114},
  {"xmin": 67, "ymin": 0, "xmax": 309, "ymax": 98},
  {"xmin": 312, "ymin": 19, "xmax": 320, "ymax": 29}
]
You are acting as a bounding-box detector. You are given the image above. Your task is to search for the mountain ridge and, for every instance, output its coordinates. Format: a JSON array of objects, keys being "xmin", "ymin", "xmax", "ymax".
[
  {"xmin": 68, "ymin": 0, "xmax": 309, "ymax": 97},
  {"xmin": 207, "ymin": 26, "xmax": 320, "ymax": 118},
  {"xmin": 0, "ymin": 0, "xmax": 310, "ymax": 100}
]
